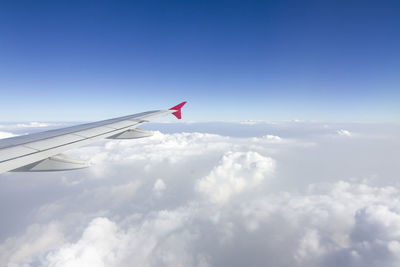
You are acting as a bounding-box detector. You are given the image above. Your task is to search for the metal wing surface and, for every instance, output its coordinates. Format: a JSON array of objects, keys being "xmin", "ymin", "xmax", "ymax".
[{"xmin": 0, "ymin": 102, "xmax": 186, "ymax": 173}]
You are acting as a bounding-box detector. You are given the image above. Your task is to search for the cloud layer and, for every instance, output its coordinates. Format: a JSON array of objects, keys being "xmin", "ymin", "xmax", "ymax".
[
  {"xmin": 196, "ymin": 151, "xmax": 275, "ymax": 204},
  {"xmin": 0, "ymin": 131, "xmax": 17, "ymax": 139},
  {"xmin": 0, "ymin": 122, "xmax": 399, "ymax": 267}
]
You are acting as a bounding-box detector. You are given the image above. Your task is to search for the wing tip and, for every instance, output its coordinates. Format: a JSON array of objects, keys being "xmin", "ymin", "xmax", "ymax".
[{"xmin": 169, "ymin": 101, "xmax": 187, "ymax": 119}]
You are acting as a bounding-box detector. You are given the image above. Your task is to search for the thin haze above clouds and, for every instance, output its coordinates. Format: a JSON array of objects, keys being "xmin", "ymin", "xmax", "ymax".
[{"xmin": 0, "ymin": 122, "xmax": 399, "ymax": 267}]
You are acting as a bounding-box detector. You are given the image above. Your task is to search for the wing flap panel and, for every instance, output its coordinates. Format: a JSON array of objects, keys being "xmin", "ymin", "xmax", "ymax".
[
  {"xmin": 73, "ymin": 126, "xmax": 115, "ymax": 138},
  {"xmin": 23, "ymin": 134, "xmax": 84, "ymax": 151},
  {"xmin": 107, "ymin": 128, "xmax": 153, "ymax": 139},
  {"xmin": 0, "ymin": 146, "xmax": 38, "ymax": 162},
  {"xmin": 106, "ymin": 120, "xmax": 138, "ymax": 129},
  {"xmin": 11, "ymin": 154, "xmax": 89, "ymax": 172}
]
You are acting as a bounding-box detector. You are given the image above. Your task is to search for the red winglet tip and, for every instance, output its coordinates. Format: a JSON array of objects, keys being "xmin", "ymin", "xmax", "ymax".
[{"xmin": 169, "ymin": 101, "xmax": 187, "ymax": 119}]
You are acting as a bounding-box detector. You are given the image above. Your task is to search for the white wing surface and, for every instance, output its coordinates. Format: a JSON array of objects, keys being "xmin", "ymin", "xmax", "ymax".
[{"xmin": 0, "ymin": 102, "xmax": 186, "ymax": 173}]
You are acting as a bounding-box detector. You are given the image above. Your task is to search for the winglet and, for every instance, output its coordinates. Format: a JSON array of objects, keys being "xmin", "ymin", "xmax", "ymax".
[{"xmin": 169, "ymin": 101, "xmax": 187, "ymax": 119}]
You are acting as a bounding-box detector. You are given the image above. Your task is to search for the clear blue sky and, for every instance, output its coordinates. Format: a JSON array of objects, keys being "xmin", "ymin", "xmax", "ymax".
[{"xmin": 0, "ymin": 0, "xmax": 399, "ymax": 122}]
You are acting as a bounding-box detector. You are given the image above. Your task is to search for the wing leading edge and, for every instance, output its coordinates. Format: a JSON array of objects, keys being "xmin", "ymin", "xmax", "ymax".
[{"xmin": 0, "ymin": 102, "xmax": 186, "ymax": 173}]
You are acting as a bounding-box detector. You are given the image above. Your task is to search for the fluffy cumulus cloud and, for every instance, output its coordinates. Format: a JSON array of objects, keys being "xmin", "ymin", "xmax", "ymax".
[
  {"xmin": 0, "ymin": 122, "xmax": 399, "ymax": 267},
  {"xmin": 45, "ymin": 218, "xmax": 128, "ymax": 267},
  {"xmin": 16, "ymin": 122, "xmax": 53, "ymax": 128},
  {"xmin": 337, "ymin": 129, "xmax": 353, "ymax": 137},
  {"xmin": 44, "ymin": 210, "xmax": 192, "ymax": 267},
  {"xmin": 0, "ymin": 222, "xmax": 65, "ymax": 266},
  {"xmin": 0, "ymin": 131, "xmax": 17, "ymax": 139},
  {"xmin": 196, "ymin": 151, "xmax": 275, "ymax": 204}
]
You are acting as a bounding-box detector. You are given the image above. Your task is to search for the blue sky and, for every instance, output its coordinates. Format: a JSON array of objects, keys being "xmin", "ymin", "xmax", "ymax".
[{"xmin": 0, "ymin": 0, "xmax": 399, "ymax": 122}]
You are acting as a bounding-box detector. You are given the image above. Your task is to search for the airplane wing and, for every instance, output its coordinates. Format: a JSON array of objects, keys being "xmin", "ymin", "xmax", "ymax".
[{"xmin": 0, "ymin": 102, "xmax": 186, "ymax": 173}]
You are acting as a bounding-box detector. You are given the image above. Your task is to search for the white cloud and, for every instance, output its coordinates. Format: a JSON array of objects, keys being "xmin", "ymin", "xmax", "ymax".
[
  {"xmin": 45, "ymin": 209, "xmax": 193, "ymax": 267},
  {"xmin": 45, "ymin": 218, "xmax": 125, "ymax": 267},
  {"xmin": 239, "ymin": 120, "xmax": 258, "ymax": 125},
  {"xmin": 0, "ymin": 131, "xmax": 17, "ymax": 139},
  {"xmin": 263, "ymin": 134, "xmax": 282, "ymax": 142},
  {"xmin": 337, "ymin": 129, "xmax": 353, "ymax": 137},
  {"xmin": 106, "ymin": 181, "xmax": 142, "ymax": 205},
  {"xmin": 0, "ymin": 223, "xmax": 65, "ymax": 267},
  {"xmin": 251, "ymin": 134, "xmax": 284, "ymax": 143},
  {"xmin": 78, "ymin": 131, "xmax": 231, "ymax": 166},
  {"xmin": 16, "ymin": 122, "xmax": 59, "ymax": 128},
  {"xmin": 35, "ymin": 180, "xmax": 400, "ymax": 267},
  {"xmin": 295, "ymin": 229, "xmax": 326, "ymax": 263},
  {"xmin": 0, "ymin": 122, "xmax": 398, "ymax": 267},
  {"xmin": 153, "ymin": 179, "xmax": 167, "ymax": 197},
  {"xmin": 196, "ymin": 151, "xmax": 275, "ymax": 204}
]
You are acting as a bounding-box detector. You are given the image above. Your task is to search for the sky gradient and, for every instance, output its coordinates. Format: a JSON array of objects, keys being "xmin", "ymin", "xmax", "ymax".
[{"xmin": 1, "ymin": 0, "xmax": 399, "ymax": 122}]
